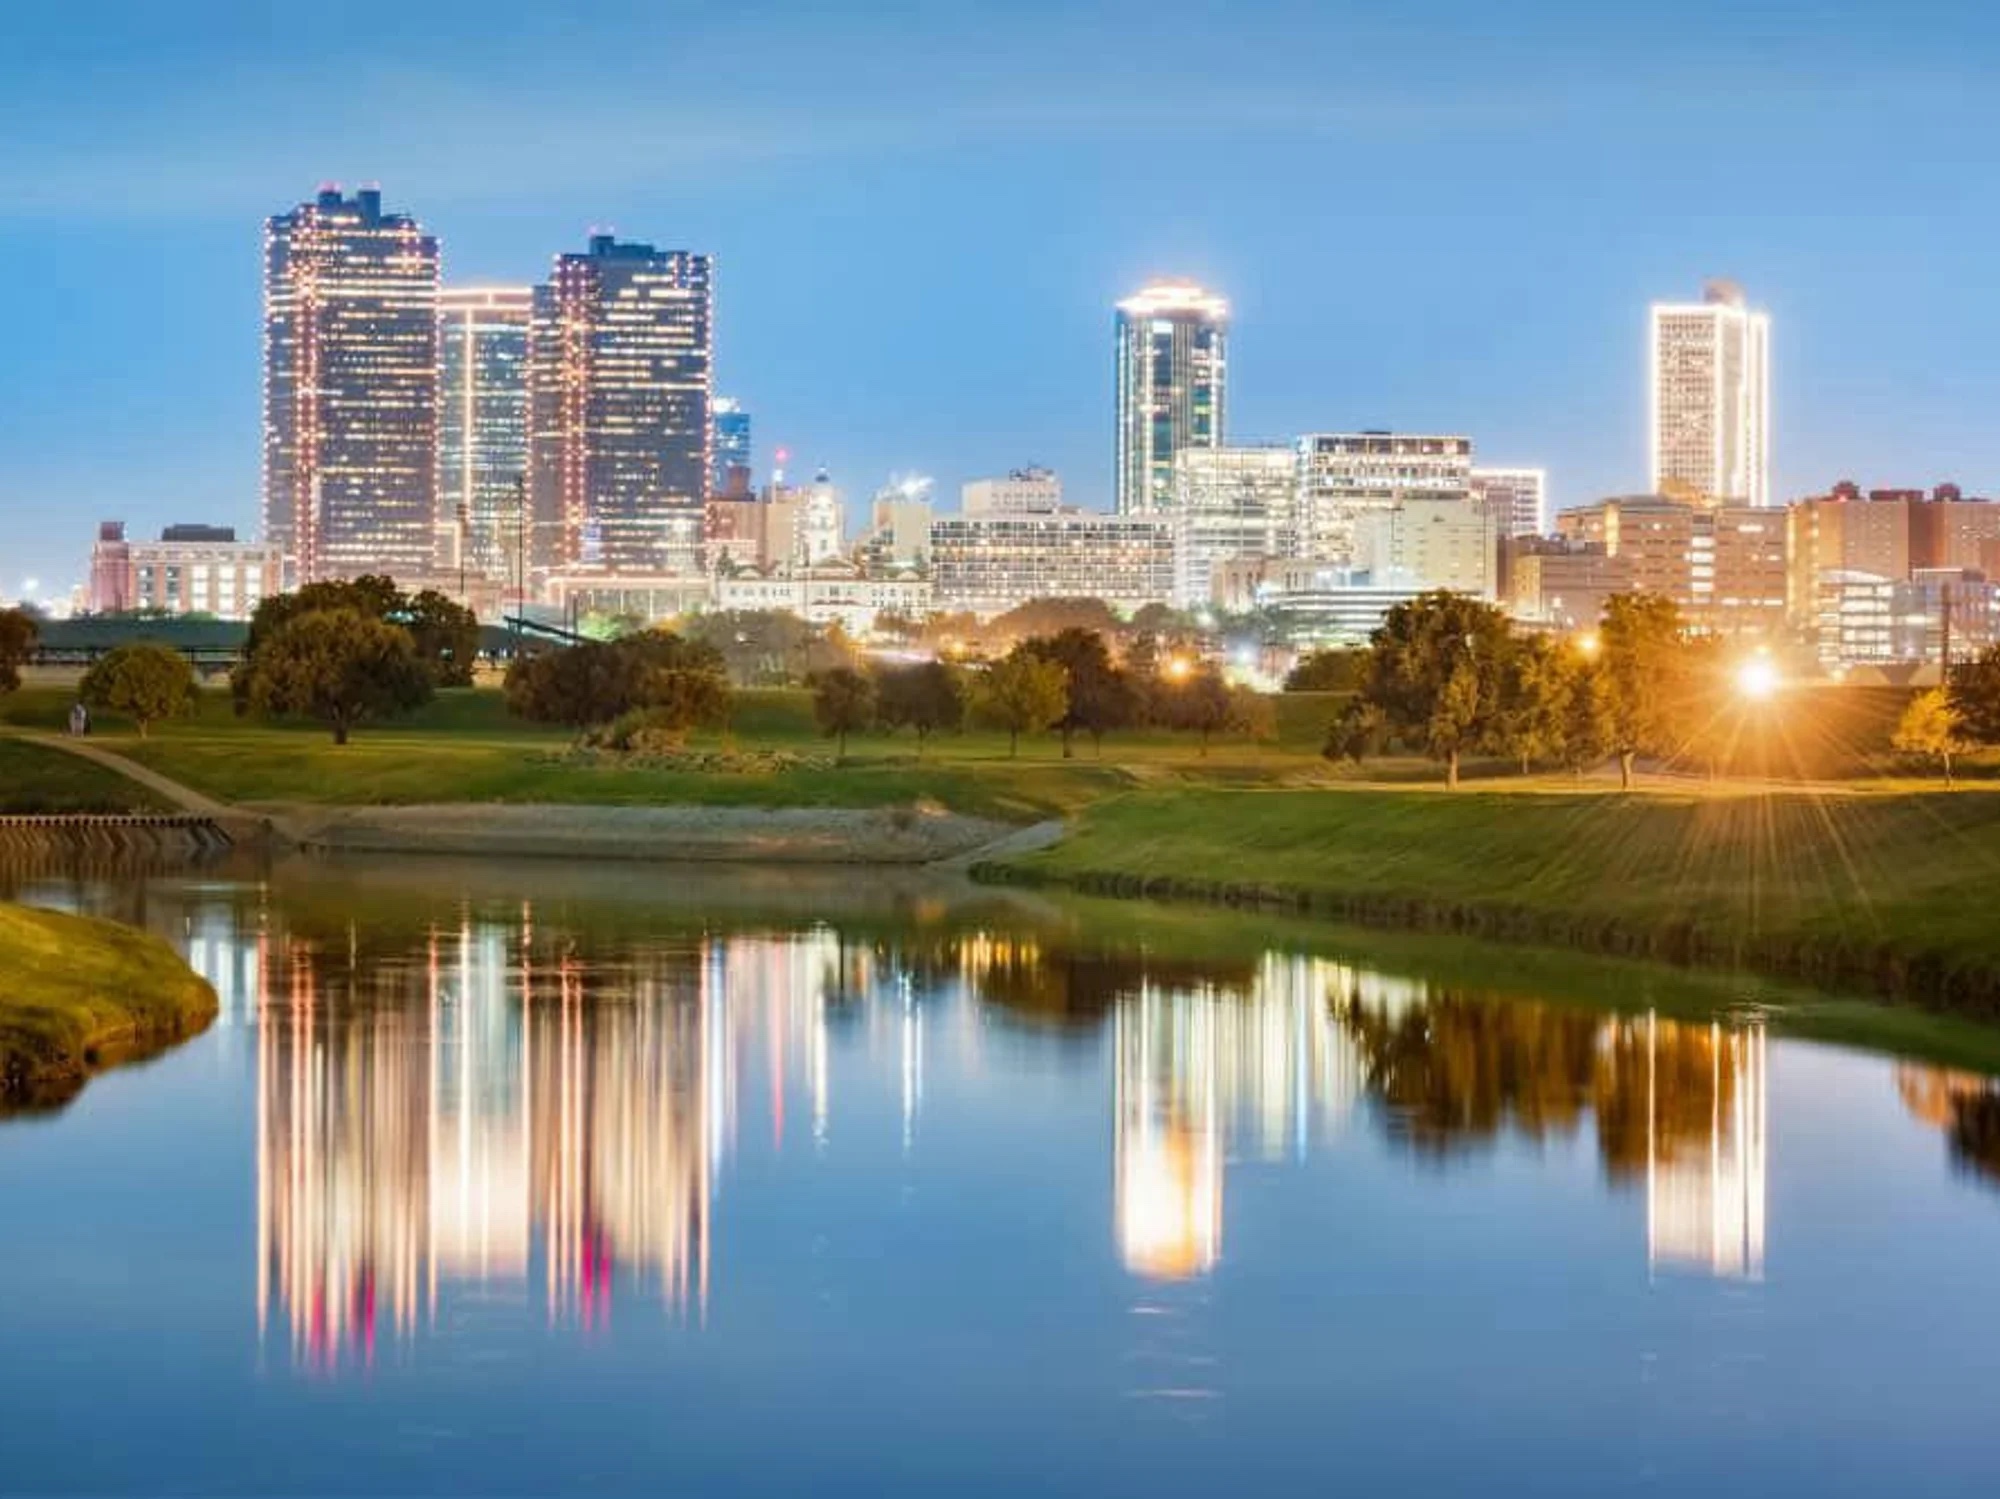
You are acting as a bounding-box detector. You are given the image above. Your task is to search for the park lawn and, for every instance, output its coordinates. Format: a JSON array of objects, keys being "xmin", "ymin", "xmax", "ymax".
[
  {"xmin": 0, "ymin": 739, "xmax": 173, "ymax": 813},
  {"xmin": 987, "ymin": 781, "xmax": 2000, "ymax": 1005},
  {"xmin": 0, "ymin": 902, "xmax": 218, "ymax": 1107}
]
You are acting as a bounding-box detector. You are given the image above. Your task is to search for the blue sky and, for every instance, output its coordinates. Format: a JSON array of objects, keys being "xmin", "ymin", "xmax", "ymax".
[{"xmin": 4, "ymin": 0, "xmax": 2000, "ymax": 595}]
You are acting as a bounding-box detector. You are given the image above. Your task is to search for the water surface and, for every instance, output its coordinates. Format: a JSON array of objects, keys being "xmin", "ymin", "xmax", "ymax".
[{"xmin": 2, "ymin": 856, "xmax": 1998, "ymax": 1496}]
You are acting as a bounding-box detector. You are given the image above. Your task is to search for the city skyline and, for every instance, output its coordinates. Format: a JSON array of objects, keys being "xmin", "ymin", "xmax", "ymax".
[{"xmin": 11, "ymin": 3, "xmax": 2000, "ymax": 591}]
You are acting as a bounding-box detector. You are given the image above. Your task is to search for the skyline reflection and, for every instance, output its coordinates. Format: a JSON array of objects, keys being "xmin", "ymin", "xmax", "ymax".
[{"xmin": 27, "ymin": 868, "xmax": 1986, "ymax": 1373}]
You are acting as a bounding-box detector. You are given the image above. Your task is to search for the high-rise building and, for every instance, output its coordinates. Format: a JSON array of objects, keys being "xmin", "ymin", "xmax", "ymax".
[
  {"xmin": 1296, "ymin": 433, "xmax": 1473, "ymax": 564},
  {"xmin": 1170, "ymin": 446, "xmax": 1299, "ymax": 608},
  {"xmin": 263, "ymin": 186, "xmax": 439, "ymax": 582},
  {"xmin": 712, "ymin": 398, "xmax": 751, "ymax": 491},
  {"xmin": 929, "ymin": 511, "xmax": 1174, "ymax": 619},
  {"xmin": 529, "ymin": 235, "xmax": 713, "ymax": 575},
  {"xmin": 437, "ymin": 287, "xmax": 532, "ymax": 582},
  {"xmin": 1650, "ymin": 280, "xmax": 1772, "ymax": 508},
  {"xmin": 1557, "ymin": 495, "xmax": 1785, "ymax": 635},
  {"xmin": 1114, "ymin": 283, "xmax": 1228, "ymax": 515},
  {"xmin": 1469, "ymin": 466, "xmax": 1549, "ymax": 538}
]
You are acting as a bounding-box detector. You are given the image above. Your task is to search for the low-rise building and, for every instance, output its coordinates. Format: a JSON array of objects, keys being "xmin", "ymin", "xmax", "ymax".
[
  {"xmin": 713, "ymin": 564, "xmax": 931, "ymax": 635},
  {"xmin": 929, "ymin": 510, "xmax": 1172, "ymax": 619},
  {"xmin": 1507, "ymin": 544, "xmax": 1636, "ymax": 630},
  {"xmin": 544, "ymin": 572, "xmax": 713, "ymax": 625},
  {"xmin": 1469, "ymin": 466, "xmax": 1549, "ymax": 539},
  {"xmin": 1353, "ymin": 497, "xmax": 1497, "ymax": 599},
  {"xmin": 88, "ymin": 522, "xmax": 280, "ymax": 621}
]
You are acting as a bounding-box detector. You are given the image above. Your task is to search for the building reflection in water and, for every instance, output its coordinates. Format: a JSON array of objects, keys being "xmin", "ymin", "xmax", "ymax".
[{"xmin": 173, "ymin": 895, "xmax": 1794, "ymax": 1370}]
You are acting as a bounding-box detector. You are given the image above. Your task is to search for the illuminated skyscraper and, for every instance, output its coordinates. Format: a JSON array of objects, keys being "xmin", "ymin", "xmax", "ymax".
[
  {"xmin": 1115, "ymin": 282, "xmax": 1228, "ymax": 515},
  {"xmin": 438, "ymin": 287, "xmax": 531, "ymax": 580},
  {"xmin": 711, "ymin": 398, "xmax": 751, "ymax": 491},
  {"xmin": 1650, "ymin": 280, "xmax": 1772, "ymax": 508},
  {"xmin": 529, "ymin": 235, "xmax": 714, "ymax": 574},
  {"xmin": 263, "ymin": 186, "xmax": 440, "ymax": 582}
]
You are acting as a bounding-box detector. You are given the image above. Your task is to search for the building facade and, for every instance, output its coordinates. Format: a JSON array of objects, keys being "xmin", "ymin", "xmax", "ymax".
[
  {"xmin": 962, "ymin": 467, "xmax": 1064, "ymax": 517},
  {"xmin": 263, "ymin": 186, "xmax": 440, "ymax": 582},
  {"xmin": 437, "ymin": 287, "xmax": 532, "ymax": 582},
  {"xmin": 1114, "ymin": 284, "xmax": 1228, "ymax": 515},
  {"xmin": 1296, "ymin": 433, "xmax": 1473, "ymax": 565},
  {"xmin": 529, "ymin": 236, "xmax": 713, "ymax": 576},
  {"xmin": 711, "ymin": 398, "xmax": 751, "ymax": 491},
  {"xmin": 1506, "ymin": 544, "xmax": 1636, "ymax": 630},
  {"xmin": 1169, "ymin": 446, "xmax": 1299, "ymax": 608},
  {"xmin": 89, "ymin": 522, "xmax": 281, "ymax": 621},
  {"xmin": 1469, "ymin": 466, "xmax": 1549, "ymax": 538},
  {"xmin": 713, "ymin": 565, "xmax": 932, "ymax": 636},
  {"xmin": 1555, "ymin": 495, "xmax": 1784, "ymax": 635},
  {"xmin": 1650, "ymin": 280, "xmax": 1771, "ymax": 507},
  {"xmin": 1354, "ymin": 498, "xmax": 1498, "ymax": 599},
  {"xmin": 929, "ymin": 512, "xmax": 1174, "ymax": 618}
]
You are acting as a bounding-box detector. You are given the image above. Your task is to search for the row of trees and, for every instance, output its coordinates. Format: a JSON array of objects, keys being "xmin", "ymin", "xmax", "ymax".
[
  {"xmin": 1333, "ymin": 592, "xmax": 1745, "ymax": 788},
  {"xmin": 809, "ymin": 628, "xmax": 1270, "ymax": 760},
  {"xmin": 504, "ymin": 630, "xmax": 732, "ymax": 737}
]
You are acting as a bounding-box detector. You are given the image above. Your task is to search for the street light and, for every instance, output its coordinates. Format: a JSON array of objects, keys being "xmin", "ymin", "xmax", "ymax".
[{"xmin": 1735, "ymin": 655, "xmax": 1781, "ymax": 702}]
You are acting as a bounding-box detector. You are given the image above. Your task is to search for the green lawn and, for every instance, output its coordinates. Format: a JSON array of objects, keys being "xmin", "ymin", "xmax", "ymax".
[
  {"xmin": 0, "ymin": 903, "xmax": 218, "ymax": 1108},
  {"xmin": 986, "ymin": 783, "xmax": 2000, "ymax": 1012},
  {"xmin": 0, "ymin": 739, "xmax": 173, "ymax": 814}
]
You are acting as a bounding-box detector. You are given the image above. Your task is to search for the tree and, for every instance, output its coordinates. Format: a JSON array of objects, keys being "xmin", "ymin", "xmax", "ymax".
[
  {"xmin": 1948, "ymin": 644, "xmax": 2000, "ymax": 744},
  {"xmin": 0, "ymin": 607, "xmax": 37, "ymax": 696},
  {"xmin": 1020, "ymin": 627, "xmax": 1136, "ymax": 758},
  {"xmin": 812, "ymin": 667, "xmax": 876, "ymax": 760},
  {"xmin": 642, "ymin": 668, "xmax": 734, "ymax": 741},
  {"xmin": 1556, "ymin": 656, "xmax": 1615, "ymax": 779},
  {"xmin": 1348, "ymin": 591, "xmax": 1513, "ymax": 787},
  {"xmin": 396, "ymin": 590, "xmax": 481, "ymax": 687},
  {"xmin": 1894, "ymin": 687, "xmax": 1970, "ymax": 786},
  {"xmin": 1284, "ymin": 648, "xmax": 1369, "ymax": 694},
  {"xmin": 77, "ymin": 642, "xmax": 196, "ymax": 737},
  {"xmin": 971, "ymin": 652, "xmax": 1068, "ymax": 757},
  {"xmin": 988, "ymin": 597, "xmax": 1122, "ymax": 646},
  {"xmin": 874, "ymin": 660, "xmax": 966, "ymax": 758},
  {"xmin": 1492, "ymin": 635, "xmax": 1569, "ymax": 775},
  {"xmin": 1599, "ymin": 593, "xmax": 1690, "ymax": 789},
  {"xmin": 505, "ymin": 630, "xmax": 727, "ymax": 730},
  {"xmin": 1155, "ymin": 664, "xmax": 1246, "ymax": 755},
  {"xmin": 240, "ymin": 609, "xmax": 431, "ymax": 743}
]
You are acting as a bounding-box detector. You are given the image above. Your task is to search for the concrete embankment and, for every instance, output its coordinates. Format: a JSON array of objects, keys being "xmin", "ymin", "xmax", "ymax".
[{"xmin": 285, "ymin": 802, "xmax": 1024, "ymax": 865}]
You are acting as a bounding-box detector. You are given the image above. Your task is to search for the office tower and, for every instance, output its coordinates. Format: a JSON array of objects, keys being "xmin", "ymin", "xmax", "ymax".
[
  {"xmin": 1469, "ymin": 466, "xmax": 1549, "ymax": 539},
  {"xmin": 1296, "ymin": 433, "xmax": 1473, "ymax": 564},
  {"xmin": 1170, "ymin": 446, "xmax": 1299, "ymax": 608},
  {"xmin": 529, "ymin": 235, "xmax": 713, "ymax": 575},
  {"xmin": 437, "ymin": 287, "xmax": 532, "ymax": 582},
  {"xmin": 263, "ymin": 185, "xmax": 439, "ymax": 582},
  {"xmin": 1650, "ymin": 280, "xmax": 1772, "ymax": 508},
  {"xmin": 712, "ymin": 399, "xmax": 751, "ymax": 492},
  {"xmin": 1115, "ymin": 282, "xmax": 1228, "ymax": 515},
  {"xmin": 1555, "ymin": 495, "xmax": 1784, "ymax": 636}
]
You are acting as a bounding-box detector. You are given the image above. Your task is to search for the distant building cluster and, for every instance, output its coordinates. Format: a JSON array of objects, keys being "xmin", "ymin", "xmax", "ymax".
[{"xmin": 57, "ymin": 184, "xmax": 1998, "ymax": 676}]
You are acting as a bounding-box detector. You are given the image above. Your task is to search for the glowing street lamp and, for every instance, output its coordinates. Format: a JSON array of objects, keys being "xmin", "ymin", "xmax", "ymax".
[
  {"xmin": 1574, "ymin": 631, "xmax": 1601, "ymax": 660},
  {"xmin": 1164, "ymin": 656, "xmax": 1193, "ymax": 682},
  {"xmin": 1735, "ymin": 656, "xmax": 1782, "ymax": 702}
]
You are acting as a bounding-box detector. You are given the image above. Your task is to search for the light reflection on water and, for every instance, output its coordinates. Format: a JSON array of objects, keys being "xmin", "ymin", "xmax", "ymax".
[{"xmin": 4, "ymin": 857, "xmax": 2000, "ymax": 1495}]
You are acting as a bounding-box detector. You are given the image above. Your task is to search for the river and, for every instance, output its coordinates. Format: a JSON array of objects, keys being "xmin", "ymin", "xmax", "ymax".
[{"xmin": 2, "ymin": 854, "xmax": 1997, "ymax": 1496}]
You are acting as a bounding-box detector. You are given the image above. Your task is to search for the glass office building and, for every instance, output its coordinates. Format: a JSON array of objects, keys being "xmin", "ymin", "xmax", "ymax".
[
  {"xmin": 1114, "ymin": 283, "xmax": 1228, "ymax": 516},
  {"xmin": 438, "ymin": 287, "xmax": 532, "ymax": 582}
]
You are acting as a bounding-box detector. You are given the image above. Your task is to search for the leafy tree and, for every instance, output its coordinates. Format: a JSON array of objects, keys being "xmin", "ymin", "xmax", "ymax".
[
  {"xmin": 239, "ymin": 609, "xmax": 431, "ymax": 743},
  {"xmin": 0, "ymin": 607, "xmax": 37, "ymax": 696},
  {"xmin": 396, "ymin": 589, "xmax": 481, "ymax": 687},
  {"xmin": 1155, "ymin": 665, "xmax": 1246, "ymax": 755},
  {"xmin": 988, "ymin": 597, "xmax": 1122, "ymax": 646},
  {"xmin": 643, "ymin": 668, "xmax": 734, "ymax": 741},
  {"xmin": 1020, "ymin": 627, "xmax": 1136, "ymax": 758},
  {"xmin": 1948, "ymin": 644, "xmax": 2000, "ymax": 744},
  {"xmin": 971, "ymin": 651, "xmax": 1068, "ymax": 757},
  {"xmin": 684, "ymin": 609, "xmax": 853, "ymax": 685},
  {"xmin": 1894, "ymin": 687, "xmax": 1970, "ymax": 786},
  {"xmin": 812, "ymin": 667, "xmax": 876, "ymax": 760},
  {"xmin": 1556, "ymin": 656, "xmax": 1615, "ymax": 778},
  {"xmin": 77, "ymin": 642, "xmax": 197, "ymax": 737},
  {"xmin": 874, "ymin": 660, "xmax": 966, "ymax": 758},
  {"xmin": 1284, "ymin": 648, "xmax": 1369, "ymax": 694},
  {"xmin": 504, "ymin": 630, "xmax": 727, "ymax": 730},
  {"xmin": 1346, "ymin": 591, "xmax": 1513, "ymax": 788},
  {"xmin": 1599, "ymin": 593, "xmax": 1690, "ymax": 789},
  {"xmin": 1492, "ymin": 635, "xmax": 1569, "ymax": 774}
]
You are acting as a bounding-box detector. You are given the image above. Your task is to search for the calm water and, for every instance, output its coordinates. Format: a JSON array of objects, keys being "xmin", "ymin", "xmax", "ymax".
[{"xmin": 3, "ymin": 855, "xmax": 1999, "ymax": 1497}]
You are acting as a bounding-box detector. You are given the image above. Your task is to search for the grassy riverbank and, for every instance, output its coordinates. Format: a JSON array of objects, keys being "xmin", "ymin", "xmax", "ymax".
[
  {"xmin": 0, "ymin": 739, "xmax": 173, "ymax": 814},
  {"xmin": 978, "ymin": 784, "xmax": 2000, "ymax": 1014},
  {"xmin": 0, "ymin": 903, "xmax": 219, "ymax": 1108}
]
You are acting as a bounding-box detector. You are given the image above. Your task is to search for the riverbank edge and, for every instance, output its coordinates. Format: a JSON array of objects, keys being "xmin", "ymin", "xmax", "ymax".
[
  {"xmin": 969, "ymin": 858, "xmax": 2000, "ymax": 1021},
  {"xmin": 0, "ymin": 904, "xmax": 220, "ymax": 1110}
]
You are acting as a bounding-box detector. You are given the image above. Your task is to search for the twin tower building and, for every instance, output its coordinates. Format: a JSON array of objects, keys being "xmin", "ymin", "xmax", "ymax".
[{"xmin": 263, "ymin": 185, "xmax": 714, "ymax": 587}]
